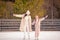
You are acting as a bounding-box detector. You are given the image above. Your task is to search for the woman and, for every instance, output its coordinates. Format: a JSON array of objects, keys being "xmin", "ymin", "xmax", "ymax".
[
  {"xmin": 32, "ymin": 15, "xmax": 48, "ymax": 40},
  {"xmin": 23, "ymin": 10, "xmax": 32, "ymax": 39},
  {"xmin": 13, "ymin": 10, "xmax": 32, "ymax": 39}
]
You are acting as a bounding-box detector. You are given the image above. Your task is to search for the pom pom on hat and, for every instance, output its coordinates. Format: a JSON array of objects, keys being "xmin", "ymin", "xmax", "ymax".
[{"xmin": 26, "ymin": 10, "xmax": 30, "ymax": 14}]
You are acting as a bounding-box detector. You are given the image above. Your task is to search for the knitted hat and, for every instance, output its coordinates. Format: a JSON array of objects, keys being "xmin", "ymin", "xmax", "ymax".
[{"xmin": 26, "ymin": 10, "xmax": 30, "ymax": 15}]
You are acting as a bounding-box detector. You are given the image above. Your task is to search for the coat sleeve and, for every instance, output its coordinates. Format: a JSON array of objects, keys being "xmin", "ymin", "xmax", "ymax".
[
  {"xmin": 40, "ymin": 15, "xmax": 48, "ymax": 21},
  {"xmin": 29, "ymin": 16, "xmax": 32, "ymax": 32},
  {"xmin": 40, "ymin": 18, "xmax": 45, "ymax": 21},
  {"xmin": 13, "ymin": 14, "xmax": 23, "ymax": 17}
]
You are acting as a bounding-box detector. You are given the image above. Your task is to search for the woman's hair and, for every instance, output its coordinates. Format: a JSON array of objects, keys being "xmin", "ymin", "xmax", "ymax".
[
  {"xmin": 25, "ymin": 14, "xmax": 27, "ymax": 16},
  {"xmin": 23, "ymin": 14, "xmax": 27, "ymax": 18}
]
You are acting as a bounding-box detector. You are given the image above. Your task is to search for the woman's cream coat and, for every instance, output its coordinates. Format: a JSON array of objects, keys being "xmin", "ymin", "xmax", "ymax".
[{"xmin": 20, "ymin": 16, "xmax": 32, "ymax": 32}]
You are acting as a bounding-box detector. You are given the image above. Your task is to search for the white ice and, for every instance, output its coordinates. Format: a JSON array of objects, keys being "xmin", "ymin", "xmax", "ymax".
[{"xmin": 0, "ymin": 31, "xmax": 60, "ymax": 40}]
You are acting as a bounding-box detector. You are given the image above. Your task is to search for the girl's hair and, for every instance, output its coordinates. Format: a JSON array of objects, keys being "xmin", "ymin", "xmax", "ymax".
[{"xmin": 34, "ymin": 15, "xmax": 40, "ymax": 21}]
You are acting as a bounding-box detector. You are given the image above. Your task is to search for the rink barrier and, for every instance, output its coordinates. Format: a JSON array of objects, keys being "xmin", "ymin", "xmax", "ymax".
[{"xmin": 0, "ymin": 19, "xmax": 60, "ymax": 31}]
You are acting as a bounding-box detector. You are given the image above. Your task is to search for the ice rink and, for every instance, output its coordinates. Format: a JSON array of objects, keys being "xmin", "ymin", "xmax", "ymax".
[{"xmin": 0, "ymin": 31, "xmax": 60, "ymax": 40}]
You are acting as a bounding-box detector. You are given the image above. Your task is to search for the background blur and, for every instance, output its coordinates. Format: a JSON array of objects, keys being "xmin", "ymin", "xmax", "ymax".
[
  {"xmin": 0, "ymin": 0, "xmax": 60, "ymax": 19},
  {"xmin": 0, "ymin": 0, "xmax": 60, "ymax": 31}
]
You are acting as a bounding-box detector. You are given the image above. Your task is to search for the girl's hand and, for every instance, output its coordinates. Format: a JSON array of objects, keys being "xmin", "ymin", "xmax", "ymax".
[{"xmin": 45, "ymin": 15, "xmax": 48, "ymax": 18}]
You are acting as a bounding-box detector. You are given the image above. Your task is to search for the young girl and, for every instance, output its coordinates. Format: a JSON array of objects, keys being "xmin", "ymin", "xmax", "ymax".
[{"xmin": 32, "ymin": 15, "xmax": 48, "ymax": 40}]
